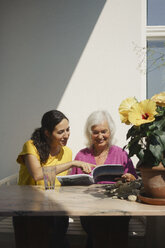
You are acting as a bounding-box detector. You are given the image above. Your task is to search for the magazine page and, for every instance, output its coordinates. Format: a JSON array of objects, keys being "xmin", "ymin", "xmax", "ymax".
[
  {"xmin": 92, "ymin": 164, "xmax": 124, "ymax": 183},
  {"xmin": 57, "ymin": 174, "xmax": 94, "ymax": 186}
]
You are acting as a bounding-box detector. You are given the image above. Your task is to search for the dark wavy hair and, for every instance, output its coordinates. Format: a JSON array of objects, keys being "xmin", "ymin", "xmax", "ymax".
[{"xmin": 31, "ymin": 110, "xmax": 68, "ymax": 164}]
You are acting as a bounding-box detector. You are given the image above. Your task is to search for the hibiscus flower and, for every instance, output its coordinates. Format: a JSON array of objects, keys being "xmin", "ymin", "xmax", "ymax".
[
  {"xmin": 151, "ymin": 92, "xmax": 165, "ymax": 107},
  {"xmin": 128, "ymin": 99, "xmax": 157, "ymax": 126},
  {"xmin": 119, "ymin": 97, "xmax": 137, "ymax": 124}
]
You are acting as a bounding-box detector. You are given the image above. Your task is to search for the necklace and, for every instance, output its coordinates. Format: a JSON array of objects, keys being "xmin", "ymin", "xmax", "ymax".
[
  {"xmin": 93, "ymin": 146, "xmax": 109, "ymax": 165},
  {"xmin": 93, "ymin": 146, "xmax": 109, "ymax": 156}
]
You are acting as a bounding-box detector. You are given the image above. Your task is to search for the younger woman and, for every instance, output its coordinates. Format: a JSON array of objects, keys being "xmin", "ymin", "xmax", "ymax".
[{"xmin": 13, "ymin": 110, "xmax": 93, "ymax": 248}]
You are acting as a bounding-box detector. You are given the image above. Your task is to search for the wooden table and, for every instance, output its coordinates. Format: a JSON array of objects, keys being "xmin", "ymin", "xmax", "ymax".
[{"xmin": 0, "ymin": 184, "xmax": 165, "ymax": 216}]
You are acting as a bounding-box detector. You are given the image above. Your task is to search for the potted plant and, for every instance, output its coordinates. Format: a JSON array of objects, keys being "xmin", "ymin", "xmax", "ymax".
[{"xmin": 118, "ymin": 92, "xmax": 165, "ymax": 199}]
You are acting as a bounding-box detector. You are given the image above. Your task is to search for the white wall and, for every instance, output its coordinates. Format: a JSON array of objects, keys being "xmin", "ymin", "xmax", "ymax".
[
  {"xmin": 0, "ymin": 0, "xmax": 146, "ymax": 179},
  {"xmin": 58, "ymin": 0, "xmax": 146, "ymax": 158}
]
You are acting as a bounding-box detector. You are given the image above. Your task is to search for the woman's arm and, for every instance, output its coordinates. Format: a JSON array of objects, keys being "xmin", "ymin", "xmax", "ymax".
[
  {"xmin": 24, "ymin": 154, "xmax": 95, "ymax": 181},
  {"xmin": 24, "ymin": 154, "xmax": 43, "ymax": 181},
  {"xmin": 56, "ymin": 160, "xmax": 94, "ymax": 175}
]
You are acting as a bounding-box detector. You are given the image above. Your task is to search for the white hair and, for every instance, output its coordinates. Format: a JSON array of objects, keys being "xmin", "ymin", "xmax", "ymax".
[{"xmin": 84, "ymin": 110, "xmax": 116, "ymax": 148}]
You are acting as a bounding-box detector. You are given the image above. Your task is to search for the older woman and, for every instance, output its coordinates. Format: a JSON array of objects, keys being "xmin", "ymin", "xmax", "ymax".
[
  {"xmin": 70, "ymin": 110, "xmax": 137, "ymax": 248},
  {"xmin": 14, "ymin": 110, "xmax": 93, "ymax": 248}
]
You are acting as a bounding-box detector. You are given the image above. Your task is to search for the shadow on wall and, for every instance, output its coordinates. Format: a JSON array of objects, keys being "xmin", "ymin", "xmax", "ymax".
[
  {"xmin": 0, "ymin": 0, "xmax": 106, "ymax": 179},
  {"xmin": 0, "ymin": 0, "xmax": 106, "ymax": 110}
]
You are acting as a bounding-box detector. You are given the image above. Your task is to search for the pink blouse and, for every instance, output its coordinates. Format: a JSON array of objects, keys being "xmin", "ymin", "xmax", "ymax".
[{"xmin": 70, "ymin": 145, "xmax": 137, "ymax": 184}]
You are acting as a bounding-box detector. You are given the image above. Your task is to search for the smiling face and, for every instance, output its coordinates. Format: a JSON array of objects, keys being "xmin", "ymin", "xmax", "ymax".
[
  {"xmin": 47, "ymin": 118, "xmax": 70, "ymax": 149},
  {"xmin": 91, "ymin": 121, "xmax": 110, "ymax": 150}
]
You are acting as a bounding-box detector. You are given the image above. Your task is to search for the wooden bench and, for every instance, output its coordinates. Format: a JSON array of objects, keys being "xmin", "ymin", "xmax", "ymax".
[{"xmin": 0, "ymin": 216, "xmax": 146, "ymax": 248}]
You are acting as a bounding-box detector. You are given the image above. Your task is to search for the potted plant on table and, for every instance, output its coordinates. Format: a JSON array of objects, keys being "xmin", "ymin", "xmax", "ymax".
[{"xmin": 118, "ymin": 92, "xmax": 165, "ymax": 200}]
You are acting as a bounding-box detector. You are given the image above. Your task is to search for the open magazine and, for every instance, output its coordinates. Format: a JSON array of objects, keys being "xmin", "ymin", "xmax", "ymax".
[{"xmin": 57, "ymin": 164, "xmax": 124, "ymax": 186}]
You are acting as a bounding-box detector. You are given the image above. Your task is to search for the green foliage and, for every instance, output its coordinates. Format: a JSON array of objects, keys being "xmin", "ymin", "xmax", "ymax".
[{"xmin": 125, "ymin": 106, "xmax": 165, "ymax": 168}]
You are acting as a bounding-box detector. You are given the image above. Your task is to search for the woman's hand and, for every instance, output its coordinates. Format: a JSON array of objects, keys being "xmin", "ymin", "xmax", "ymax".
[
  {"xmin": 121, "ymin": 173, "xmax": 136, "ymax": 182},
  {"xmin": 72, "ymin": 160, "xmax": 95, "ymax": 174}
]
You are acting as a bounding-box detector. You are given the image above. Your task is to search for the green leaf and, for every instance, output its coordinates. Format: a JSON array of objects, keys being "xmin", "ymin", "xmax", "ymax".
[
  {"xmin": 142, "ymin": 150, "xmax": 158, "ymax": 166},
  {"xmin": 149, "ymin": 143, "xmax": 163, "ymax": 161},
  {"xmin": 136, "ymin": 149, "xmax": 145, "ymax": 161},
  {"xmin": 153, "ymin": 117, "xmax": 165, "ymax": 130},
  {"xmin": 128, "ymin": 142, "xmax": 142, "ymax": 158},
  {"xmin": 161, "ymin": 158, "xmax": 165, "ymax": 167},
  {"xmin": 126, "ymin": 126, "xmax": 139, "ymax": 139},
  {"xmin": 153, "ymin": 130, "xmax": 165, "ymax": 150}
]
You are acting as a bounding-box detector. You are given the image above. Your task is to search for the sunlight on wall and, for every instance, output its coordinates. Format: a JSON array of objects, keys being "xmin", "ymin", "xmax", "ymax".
[{"xmin": 57, "ymin": 0, "xmax": 146, "ymax": 165}]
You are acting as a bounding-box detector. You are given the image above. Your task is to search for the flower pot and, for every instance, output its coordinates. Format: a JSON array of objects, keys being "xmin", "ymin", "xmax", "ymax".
[{"xmin": 140, "ymin": 163, "xmax": 165, "ymax": 199}]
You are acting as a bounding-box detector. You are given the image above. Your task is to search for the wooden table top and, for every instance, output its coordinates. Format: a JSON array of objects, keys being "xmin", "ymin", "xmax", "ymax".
[{"xmin": 0, "ymin": 184, "xmax": 165, "ymax": 216}]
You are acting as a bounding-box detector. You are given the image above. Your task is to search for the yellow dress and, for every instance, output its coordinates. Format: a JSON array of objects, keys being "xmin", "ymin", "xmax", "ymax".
[{"xmin": 17, "ymin": 140, "xmax": 72, "ymax": 186}]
